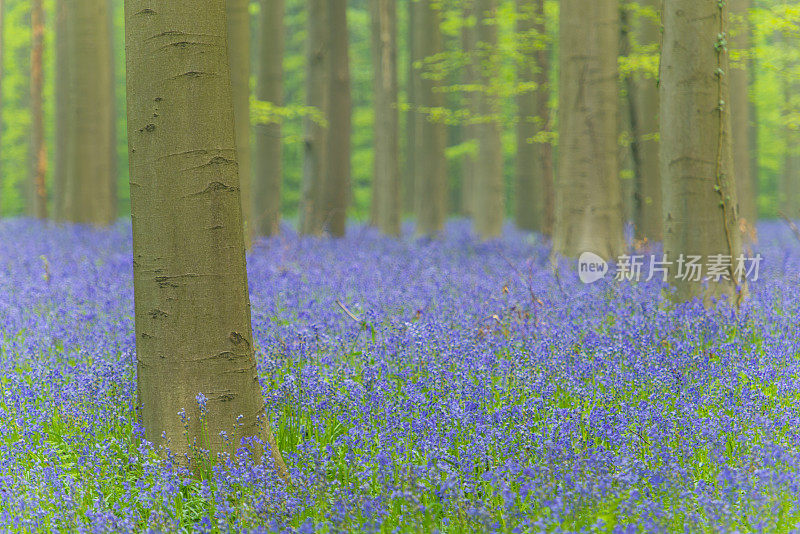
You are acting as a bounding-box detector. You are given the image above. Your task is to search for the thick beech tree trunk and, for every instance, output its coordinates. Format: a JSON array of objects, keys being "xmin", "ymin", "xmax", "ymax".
[
  {"xmin": 554, "ymin": 0, "xmax": 624, "ymax": 258},
  {"xmin": 515, "ymin": 0, "xmax": 552, "ymax": 234},
  {"xmin": 227, "ymin": 0, "xmax": 252, "ymax": 245},
  {"xmin": 473, "ymin": 0, "xmax": 503, "ymax": 238},
  {"xmin": 369, "ymin": 0, "xmax": 401, "ymax": 236},
  {"xmin": 413, "ymin": 0, "xmax": 447, "ymax": 236},
  {"xmin": 63, "ymin": 0, "xmax": 114, "ymax": 225},
  {"xmin": 300, "ymin": 0, "xmax": 328, "ymax": 235},
  {"xmin": 124, "ymin": 0, "xmax": 287, "ymax": 473},
  {"xmin": 253, "ymin": 0, "xmax": 285, "ymax": 237},
  {"xmin": 323, "ymin": 0, "xmax": 351, "ymax": 237},
  {"xmin": 661, "ymin": 0, "xmax": 742, "ymax": 303}
]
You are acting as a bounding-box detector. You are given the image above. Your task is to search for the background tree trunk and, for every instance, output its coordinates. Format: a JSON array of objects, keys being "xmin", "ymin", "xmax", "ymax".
[
  {"xmin": 781, "ymin": 83, "xmax": 800, "ymax": 219},
  {"xmin": 54, "ymin": 0, "xmax": 69, "ymax": 221},
  {"xmin": 403, "ymin": 0, "xmax": 416, "ymax": 216},
  {"xmin": 730, "ymin": 0, "xmax": 756, "ymax": 227},
  {"xmin": 253, "ymin": 0, "xmax": 285, "ymax": 237},
  {"xmin": 414, "ymin": 0, "xmax": 447, "ymax": 236},
  {"xmin": 473, "ymin": 0, "xmax": 503, "ymax": 238},
  {"xmin": 62, "ymin": 0, "xmax": 114, "ymax": 225},
  {"xmin": 30, "ymin": 0, "xmax": 46, "ymax": 219},
  {"xmin": 554, "ymin": 0, "xmax": 623, "ymax": 258},
  {"xmin": 226, "ymin": 0, "xmax": 252, "ymax": 246},
  {"xmin": 323, "ymin": 0, "xmax": 351, "ymax": 237},
  {"xmin": 515, "ymin": 0, "xmax": 552, "ymax": 235},
  {"xmin": 461, "ymin": 3, "xmax": 477, "ymax": 219},
  {"xmin": 369, "ymin": 0, "xmax": 401, "ymax": 236},
  {"xmin": 627, "ymin": 0, "xmax": 662, "ymax": 242},
  {"xmin": 300, "ymin": 0, "xmax": 328, "ymax": 235},
  {"xmin": 124, "ymin": 0, "xmax": 287, "ymax": 473},
  {"xmin": 660, "ymin": 0, "xmax": 742, "ymax": 303}
]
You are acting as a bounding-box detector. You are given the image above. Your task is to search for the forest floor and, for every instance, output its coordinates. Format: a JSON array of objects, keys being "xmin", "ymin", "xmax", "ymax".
[{"xmin": 0, "ymin": 219, "xmax": 799, "ymax": 532}]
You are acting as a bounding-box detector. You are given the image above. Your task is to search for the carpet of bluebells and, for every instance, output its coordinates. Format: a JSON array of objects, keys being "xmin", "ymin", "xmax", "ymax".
[{"xmin": 2, "ymin": 218, "xmax": 800, "ymax": 533}]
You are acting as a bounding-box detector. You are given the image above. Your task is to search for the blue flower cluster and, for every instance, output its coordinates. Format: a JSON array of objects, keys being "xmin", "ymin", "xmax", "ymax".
[{"xmin": 0, "ymin": 218, "xmax": 799, "ymax": 532}]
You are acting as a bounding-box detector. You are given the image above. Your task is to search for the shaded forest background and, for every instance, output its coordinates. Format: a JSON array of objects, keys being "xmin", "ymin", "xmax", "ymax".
[{"xmin": 0, "ymin": 0, "xmax": 796, "ymax": 221}]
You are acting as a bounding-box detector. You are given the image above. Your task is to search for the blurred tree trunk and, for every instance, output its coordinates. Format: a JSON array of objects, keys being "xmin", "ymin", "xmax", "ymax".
[
  {"xmin": 473, "ymin": 0, "xmax": 503, "ymax": 238},
  {"xmin": 323, "ymin": 0, "xmax": 351, "ymax": 237},
  {"xmin": 414, "ymin": 0, "xmax": 447, "ymax": 236},
  {"xmin": 0, "ymin": 0, "xmax": 4, "ymax": 213},
  {"xmin": 300, "ymin": 0, "xmax": 328, "ymax": 235},
  {"xmin": 227, "ymin": 0, "xmax": 252, "ymax": 246},
  {"xmin": 31, "ymin": 0, "xmax": 46, "ymax": 219},
  {"xmin": 54, "ymin": 0, "xmax": 69, "ymax": 221},
  {"xmin": 253, "ymin": 0, "xmax": 285, "ymax": 237},
  {"xmin": 124, "ymin": 0, "xmax": 288, "ymax": 475},
  {"xmin": 369, "ymin": 0, "xmax": 401, "ymax": 236},
  {"xmin": 730, "ymin": 0, "xmax": 756, "ymax": 227},
  {"xmin": 624, "ymin": 0, "xmax": 662, "ymax": 242},
  {"xmin": 460, "ymin": 3, "xmax": 476, "ymax": 218},
  {"xmin": 403, "ymin": 0, "xmax": 416, "ymax": 216},
  {"xmin": 781, "ymin": 83, "xmax": 800, "ymax": 219},
  {"xmin": 62, "ymin": 0, "xmax": 114, "ymax": 225},
  {"xmin": 107, "ymin": 0, "xmax": 117, "ymax": 220},
  {"xmin": 554, "ymin": 0, "xmax": 623, "ymax": 258},
  {"xmin": 661, "ymin": 0, "xmax": 742, "ymax": 304},
  {"xmin": 515, "ymin": 0, "xmax": 552, "ymax": 235}
]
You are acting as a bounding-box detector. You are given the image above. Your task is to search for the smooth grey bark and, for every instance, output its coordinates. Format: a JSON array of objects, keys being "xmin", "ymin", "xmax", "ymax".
[
  {"xmin": 253, "ymin": 0, "xmax": 285, "ymax": 237},
  {"xmin": 554, "ymin": 0, "xmax": 624, "ymax": 258},
  {"xmin": 63, "ymin": 0, "xmax": 114, "ymax": 225},
  {"xmin": 413, "ymin": 0, "xmax": 447, "ymax": 236},
  {"xmin": 300, "ymin": 0, "xmax": 328, "ymax": 235},
  {"xmin": 473, "ymin": 0, "xmax": 503, "ymax": 238},
  {"xmin": 730, "ymin": 0, "xmax": 756, "ymax": 226},
  {"xmin": 369, "ymin": 0, "xmax": 401, "ymax": 236},
  {"xmin": 323, "ymin": 0, "xmax": 351, "ymax": 237},
  {"xmin": 660, "ymin": 0, "xmax": 742, "ymax": 304},
  {"xmin": 515, "ymin": 0, "xmax": 552, "ymax": 234},
  {"xmin": 227, "ymin": 0, "xmax": 252, "ymax": 246},
  {"xmin": 124, "ymin": 0, "xmax": 287, "ymax": 474}
]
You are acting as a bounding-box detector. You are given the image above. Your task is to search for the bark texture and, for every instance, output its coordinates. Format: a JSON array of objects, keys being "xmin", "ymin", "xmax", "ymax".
[
  {"xmin": 323, "ymin": 0, "xmax": 351, "ymax": 237},
  {"xmin": 63, "ymin": 0, "xmax": 114, "ymax": 225},
  {"xmin": 253, "ymin": 0, "xmax": 285, "ymax": 237},
  {"xmin": 660, "ymin": 0, "xmax": 742, "ymax": 304},
  {"xmin": 473, "ymin": 0, "xmax": 503, "ymax": 238},
  {"xmin": 515, "ymin": 0, "xmax": 552, "ymax": 234},
  {"xmin": 124, "ymin": 0, "xmax": 287, "ymax": 473},
  {"xmin": 369, "ymin": 0, "xmax": 401, "ymax": 236},
  {"xmin": 300, "ymin": 0, "xmax": 328, "ymax": 235},
  {"xmin": 413, "ymin": 0, "xmax": 447, "ymax": 236},
  {"xmin": 31, "ymin": 0, "xmax": 46, "ymax": 219},
  {"xmin": 554, "ymin": 0, "xmax": 624, "ymax": 258},
  {"xmin": 227, "ymin": 0, "xmax": 252, "ymax": 245},
  {"xmin": 729, "ymin": 0, "xmax": 756, "ymax": 226}
]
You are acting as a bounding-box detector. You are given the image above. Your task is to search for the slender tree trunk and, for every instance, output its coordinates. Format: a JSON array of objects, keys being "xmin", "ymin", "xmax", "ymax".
[
  {"xmin": 124, "ymin": 0, "xmax": 287, "ymax": 474},
  {"xmin": 227, "ymin": 0, "xmax": 252, "ymax": 246},
  {"xmin": 554, "ymin": 0, "xmax": 623, "ymax": 258},
  {"xmin": 461, "ymin": 4, "xmax": 477, "ymax": 218},
  {"xmin": 781, "ymin": 83, "xmax": 800, "ymax": 219},
  {"xmin": 661, "ymin": 0, "xmax": 742, "ymax": 304},
  {"xmin": 414, "ymin": 0, "xmax": 447, "ymax": 236},
  {"xmin": 473, "ymin": 0, "xmax": 503, "ymax": 238},
  {"xmin": 729, "ymin": 0, "xmax": 755, "ymax": 227},
  {"xmin": 107, "ymin": 0, "xmax": 117, "ymax": 220},
  {"xmin": 623, "ymin": 0, "xmax": 662, "ymax": 242},
  {"xmin": 253, "ymin": 0, "xmax": 285, "ymax": 237},
  {"xmin": 369, "ymin": 0, "xmax": 401, "ymax": 236},
  {"xmin": 300, "ymin": 0, "xmax": 328, "ymax": 235},
  {"xmin": 54, "ymin": 0, "xmax": 69, "ymax": 221},
  {"xmin": 31, "ymin": 0, "xmax": 46, "ymax": 219},
  {"xmin": 0, "ymin": 0, "xmax": 4, "ymax": 213},
  {"xmin": 515, "ymin": 0, "xmax": 552, "ymax": 235},
  {"xmin": 403, "ymin": 0, "xmax": 416, "ymax": 216},
  {"xmin": 323, "ymin": 0, "xmax": 350, "ymax": 237},
  {"xmin": 63, "ymin": 0, "xmax": 114, "ymax": 225}
]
